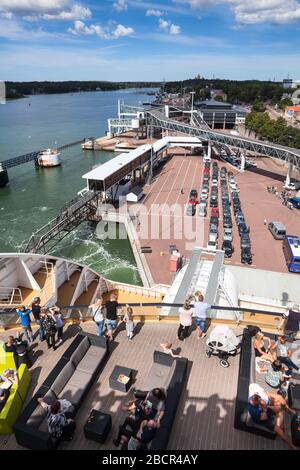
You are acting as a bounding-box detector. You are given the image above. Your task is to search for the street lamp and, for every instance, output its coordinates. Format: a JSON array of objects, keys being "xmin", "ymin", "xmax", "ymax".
[{"xmin": 190, "ymin": 91, "xmax": 195, "ymax": 124}]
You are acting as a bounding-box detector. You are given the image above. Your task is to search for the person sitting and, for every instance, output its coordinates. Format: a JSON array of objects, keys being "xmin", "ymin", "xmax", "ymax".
[
  {"xmin": 261, "ymin": 359, "xmax": 285, "ymax": 389},
  {"xmin": 253, "ymin": 332, "xmax": 274, "ymax": 363},
  {"xmin": 0, "ymin": 388, "xmax": 9, "ymax": 412},
  {"xmin": 37, "ymin": 398, "xmax": 76, "ymax": 442},
  {"xmin": 133, "ymin": 387, "xmax": 166, "ymax": 427},
  {"xmin": 1, "ymin": 368, "xmax": 18, "ymax": 385},
  {"xmin": 122, "ymin": 398, "xmax": 157, "ymax": 424},
  {"xmin": 160, "ymin": 342, "xmax": 181, "ymax": 358},
  {"xmin": 270, "ymin": 335, "xmax": 299, "ymax": 372},
  {"xmin": 4, "ymin": 336, "xmax": 17, "ymax": 354},
  {"xmin": 248, "ymin": 388, "xmax": 295, "ymax": 449},
  {"xmin": 113, "ymin": 418, "xmax": 158, "ymax": 450}
]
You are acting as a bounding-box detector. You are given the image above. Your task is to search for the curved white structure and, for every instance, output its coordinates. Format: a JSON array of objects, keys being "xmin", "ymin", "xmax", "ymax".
[{"xmin": 38, "ymin": 149, "xmax": 61, "ymax": 167}]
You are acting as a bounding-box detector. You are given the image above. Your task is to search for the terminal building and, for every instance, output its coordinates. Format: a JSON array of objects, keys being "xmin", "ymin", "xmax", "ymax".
[
  {"xmin": 283, "ymin": 78, "xmax": 300, "ymax": 89},
  {"xmin": 194, "ymin": 99, "xmax": 247, "ymax": 130}
]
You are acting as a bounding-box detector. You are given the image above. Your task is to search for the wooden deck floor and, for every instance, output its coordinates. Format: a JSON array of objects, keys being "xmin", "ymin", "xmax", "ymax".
[{"xmin": 0, "ymin": 322, "xmax": 288, "ymax": 450}]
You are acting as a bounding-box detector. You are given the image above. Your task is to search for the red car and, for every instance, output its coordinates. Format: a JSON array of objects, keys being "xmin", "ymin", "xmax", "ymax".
[
  {"xmin": 189, "ymin": 196, "xmax": 198, "ymax": 206},
  {"xmin": 203, "ymin": 168, "xmax": 210, "ymax": 175},
  {"xmin": 211, "ymin": 207, "xmax": 219, "ymax": 217}
]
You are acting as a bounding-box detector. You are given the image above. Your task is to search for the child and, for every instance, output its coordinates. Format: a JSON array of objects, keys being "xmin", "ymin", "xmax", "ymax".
[
  {"xmin": 160, "ymin": 343, "xmax": 181, "ymax": 358},
  {"xmin": 123, "ymin": 306, "xmax": 135, "ymax": 340}
]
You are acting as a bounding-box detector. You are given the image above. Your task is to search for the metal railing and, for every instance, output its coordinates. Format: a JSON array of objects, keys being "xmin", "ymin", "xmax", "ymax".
[{"xmin": 0, "ymin": 287, "xmax": 23, "ymax": 306}]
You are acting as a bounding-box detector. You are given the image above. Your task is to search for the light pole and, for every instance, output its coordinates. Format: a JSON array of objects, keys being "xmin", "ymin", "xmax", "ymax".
[{"xmin": 190, "ymin": 91, "xmax": 195, "ymax": 124}]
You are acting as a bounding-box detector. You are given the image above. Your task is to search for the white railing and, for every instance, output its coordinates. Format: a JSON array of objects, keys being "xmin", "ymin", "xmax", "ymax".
[{"xmin": 0, "ymin": 287, "xmax": 23, "ymax": 306}]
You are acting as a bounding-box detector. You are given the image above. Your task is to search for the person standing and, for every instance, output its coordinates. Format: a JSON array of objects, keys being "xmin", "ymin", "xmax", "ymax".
[
  {"xmin": 177, "ymin": 300, "xmax": 193, "ymax": 341},
  {"xmin": 194, "ymin": 291, "xmax": 211, "ymax": 339},
  {"xmin": 37, "ymin": 398, "xmax": 76, "ymax": 442},
  {"xmin": 123, "ymin": 305, "xmax": 135, "ymax": 340},
  {"xmin": 31, "ymin": 297, "xmax": 45, "ymax": 342},
  {"xmin": 105, "ymin": 293, "xmax": 119, "ymax": 341},
  {"xmin": 16, "ymin": 306, "xmax": 33, "ymax": 342},
  {"xmin": 89, "ymin": 297, "xmax": 104, "ymax": 337},
  {"xmin": 42, "ymin": 309, "xmax": 57, "ymax": 351},
  {"xmin": 49, "ymin": 306, "xmax": 64, "ymax": 344}
]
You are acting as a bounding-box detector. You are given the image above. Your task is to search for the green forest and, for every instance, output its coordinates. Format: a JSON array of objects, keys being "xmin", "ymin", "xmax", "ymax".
[
  {"xmin": 246, "ymin": 112, "xmax": 300, "ymax": 149},
  {"xmin": 5, "ymin": 81, "xmax": 161, "ymax": 99},
  {"xmin": 164, "ymin": 78, "xmax": 284, "ymax": 105}
]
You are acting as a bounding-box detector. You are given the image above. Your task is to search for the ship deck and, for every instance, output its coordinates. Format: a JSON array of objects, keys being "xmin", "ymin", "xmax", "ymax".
[
  {"xmin": 0, "ymin": 322, "xmax": 288, "ymax": 450},
  {"xmin": 128, "ymin": 150, "xmax": 300, "ymax": 285}
]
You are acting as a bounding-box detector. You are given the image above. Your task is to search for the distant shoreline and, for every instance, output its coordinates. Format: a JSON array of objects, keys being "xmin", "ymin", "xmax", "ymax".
[{"xmin": 5, "ymin": 81, "xmax": 160, "ymax": 101}]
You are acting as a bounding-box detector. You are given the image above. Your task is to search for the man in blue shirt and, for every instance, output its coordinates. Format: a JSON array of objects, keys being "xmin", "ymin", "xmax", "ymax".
[
  {"xmin": 16, "ymin": 306, "xmax": 33, "ymax": 342},
  {"xmin": 194, "ymin": 291, "xmax": 211, "ymax": 339}
]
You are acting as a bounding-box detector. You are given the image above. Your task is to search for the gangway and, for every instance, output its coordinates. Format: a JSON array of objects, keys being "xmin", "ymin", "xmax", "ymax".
[
  {"xmin": 146, "ymin": 108, "xmax": 300, "ymax": 168},
  {"xmin": 23, "ymin": 190, "xmax": 100, "ymax": 254}
]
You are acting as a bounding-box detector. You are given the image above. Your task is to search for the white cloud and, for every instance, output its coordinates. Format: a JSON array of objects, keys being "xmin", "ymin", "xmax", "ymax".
[
  {"xmin": 69, "ymin": 20, "xmax": 134, "ymax": 39},
  {"xmin": 42, "ymin": 4, "xmax": 91, "ymax": 21},
  {"xmin": 158, "ymin": 18, "xmax": 169, "ymax": 31},
  {"xmin": 174, "ymin": 0, "xmax": 300, "ymax": 24},
  {"xmin": 158, "ymin": 17, "xmax": 181, "ymax": 34},
  {"xmin": 1, "ymin": 10, "xmax": 13, "ymax": 18},
  {"xmin": 0, "ymin": 0, "xmax": 70, "ymax": 12},
  {"xmin": 113, "ymin": 0, "xmax": 128, "ymax": 12},
  {"xmin": 146, "ymin": 9, "xmax": 164, "ymax": 16},
  {"xmin": 169, "ymin": 23, "xmax": 181, "ymax": 34}
]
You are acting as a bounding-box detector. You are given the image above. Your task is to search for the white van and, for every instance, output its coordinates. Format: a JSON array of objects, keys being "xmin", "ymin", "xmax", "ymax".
[{"xmin": 268, "ymin": 221, "xmax": 286, "ymax": 240}]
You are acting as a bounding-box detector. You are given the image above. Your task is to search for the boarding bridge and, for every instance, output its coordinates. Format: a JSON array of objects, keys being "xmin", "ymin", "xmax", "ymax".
[
  {"xmin": 23, "ymin": 190, "xmax": 101, "ymax": 254},
  {"xmin": 146, "ymin": 108, "xmax": 300, "ymax": 168}
]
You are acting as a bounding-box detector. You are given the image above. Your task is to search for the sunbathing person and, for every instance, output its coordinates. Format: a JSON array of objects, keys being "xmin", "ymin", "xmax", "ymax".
[
  {"xmin": 248, "ymin": 389, "xmax": 295, "ymax": 449},
  {"xmin": 253, "ymin": 332, "xmax": 275, "ymax": 363},
  {"xmin": 160, "ymin": 343, "xmax": 181, "ymax": 358}
]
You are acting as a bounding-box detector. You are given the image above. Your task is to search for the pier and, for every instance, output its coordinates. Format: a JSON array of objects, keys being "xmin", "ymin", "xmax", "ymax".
[{"xmin": 0, "ymin": 137, "xmax": 94, "ymax": 187}]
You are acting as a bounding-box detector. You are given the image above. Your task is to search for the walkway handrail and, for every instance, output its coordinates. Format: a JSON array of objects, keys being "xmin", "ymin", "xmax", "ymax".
[{"xmin": 0, "ymin": 302, "xmax": 286, "ymax": 318}]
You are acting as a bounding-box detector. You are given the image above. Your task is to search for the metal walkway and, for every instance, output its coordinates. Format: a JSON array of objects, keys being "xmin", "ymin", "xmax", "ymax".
[
  {"xmin": 146, "ymin": 108, "xmax": 300, "ymax": 167},
  {"xmin": 169, "ymin": 248, "xmax": 202, "ymax": 314},
  {"xmin": 204, "ymin": 251, "xmax": 225, "ymax": 305},
  {"xmin": 1, "ymin": 137, "xmax": 93, "ymax": 170},
  {"xmin": 23, "ymin": 190, "xmax": 100, "ymax": 254}
]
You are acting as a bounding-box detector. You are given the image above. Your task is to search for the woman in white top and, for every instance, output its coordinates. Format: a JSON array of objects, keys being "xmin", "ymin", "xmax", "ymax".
[{"xmin": 89, "ymin": 297, "xmax": 104, "ymax": 336}]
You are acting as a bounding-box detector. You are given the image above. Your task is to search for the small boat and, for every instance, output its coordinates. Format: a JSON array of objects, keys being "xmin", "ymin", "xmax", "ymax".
[{"xmin": 37, "ymin": 148, "xmax": 61, "ymax": 167}]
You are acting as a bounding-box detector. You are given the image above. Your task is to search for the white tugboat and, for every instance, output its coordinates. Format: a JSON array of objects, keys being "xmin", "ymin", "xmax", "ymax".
[{"xmin": 37, "ymin": 148, "xmax": 61, "ymax": 167}]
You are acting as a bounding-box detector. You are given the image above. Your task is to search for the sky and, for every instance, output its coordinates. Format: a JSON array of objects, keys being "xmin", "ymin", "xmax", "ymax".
[{"xmin": 0, "ymin": 0, "xmax": 300, "ymax": 82}]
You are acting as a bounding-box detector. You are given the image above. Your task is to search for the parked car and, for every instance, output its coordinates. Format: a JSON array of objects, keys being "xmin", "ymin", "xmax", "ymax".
[
  {"xmin": 241, "ymin": 246, "xmax": 252, "ymax": 264},
  {"xmin": 210, "ymin": 197, "xmax": 218, "ymax": 208},
  {"xmin": 240, "ymin": 233, "xmax": 251, "ymax": 248},
  {"xmin": 190, "ymin": 189, "xmax": 198, "ymax": 198},
  {"xmin": 199, "ymin": 202, "xmax": 207, "ymax": 217},
  {"xmin": 222, "ymin": 240, "xmax": 234, "ymax": 257},
  {"xmin": 236, "ymin": 214, "xmax": 245, "ymax": 225},
  {"xmin": 223, "ymin": 208, "xmax": 231, "ymax": 217},
  {"xmin": 223, "ymin": 227, "xmax": 233, "ymax": 242},
  {"xmin": 223, "ymin": 216, "xmax": 232, "ymax": 228},
  {"xmin": 210, "ymin": 215, "xmax": 219, "ymax": 227},
  {"xmin": 201, "ymin": 189, "xmax": 208, "ymax": 200},
  {"xmin": 268, "ymin": 221, "xmax": 286, "ymax": 240},
  {"xmin": 211, "ymin": 207, "xmax": 219, "ymax": 218},
  {"xmin": 186, "ymin": 204, "xmax": 196, "ymax": 216},
  {"xmin": 202, "ymin": 182, "xmax": 209, "ymax": 190},
  {"xmin": 238, "ymin": 223, "xmax": 249, "ymax": 235}
]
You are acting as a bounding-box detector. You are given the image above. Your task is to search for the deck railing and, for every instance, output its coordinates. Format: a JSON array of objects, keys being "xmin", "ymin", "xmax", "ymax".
[
  {"xmin": 0, "ymin": 301, "xmax": 291, "ymax": 333},
  {"xmin": 0, "ymin": 287, "xmax": 23, "ymax": 307}
]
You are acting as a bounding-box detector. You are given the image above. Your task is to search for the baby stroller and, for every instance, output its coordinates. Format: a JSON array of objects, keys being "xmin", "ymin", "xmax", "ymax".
[{"xmin": 205, "ymin": 325, "xmax": 241, "ymax": 368}]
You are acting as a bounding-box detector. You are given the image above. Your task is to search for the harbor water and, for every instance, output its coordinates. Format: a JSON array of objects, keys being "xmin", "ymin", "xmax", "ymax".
[{"xmin": 0, "ymin": 88, "xmax": 157, "ymax": 285}]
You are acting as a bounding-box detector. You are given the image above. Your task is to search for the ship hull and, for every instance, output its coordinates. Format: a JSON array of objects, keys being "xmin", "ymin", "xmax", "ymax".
[{"xmin": 38, "ymin": 153, "xmax": 61, "ymax": 167}]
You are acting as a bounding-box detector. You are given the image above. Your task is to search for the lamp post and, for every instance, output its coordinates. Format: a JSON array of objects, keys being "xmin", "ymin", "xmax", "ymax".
[{"xmin": 190, "ymin": 91, "xmax": 195, "ymax": 124}]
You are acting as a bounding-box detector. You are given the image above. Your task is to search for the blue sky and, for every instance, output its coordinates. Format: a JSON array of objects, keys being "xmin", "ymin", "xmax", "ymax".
[{"xmin": 0, "ymin": 0, "xmax": 300, "ymax": 81}]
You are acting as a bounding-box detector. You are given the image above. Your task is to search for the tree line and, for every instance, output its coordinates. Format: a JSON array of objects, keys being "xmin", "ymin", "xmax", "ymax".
[
  {"xmin": 5, "ymin": 81, "xmax": 161, "ymax": 99},
  {"xmin": 164, "ymin": 78, "xmax": 284, "ymax": 105},
  {"xmin": 246, "ymin": 112, "xmax": 300, "ymax": 149}
]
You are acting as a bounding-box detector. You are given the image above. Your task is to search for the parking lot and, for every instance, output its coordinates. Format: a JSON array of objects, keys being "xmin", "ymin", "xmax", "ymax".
[{"xmin": 128, "ymin": 148, "xmax": 300, "ymax": 284}]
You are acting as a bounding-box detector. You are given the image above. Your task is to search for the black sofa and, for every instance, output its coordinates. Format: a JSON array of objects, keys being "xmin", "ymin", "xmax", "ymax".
[
  {"xmin": 135, "ymin": 351, "xmax": 188, "ymax": 450},
  {"xmin": 13, "ymin": 332, "xmax": 109, "ymax": 450},
  {"xmin": 234, "ymin": 328, "xmax": 276, "ymax": 439}
]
